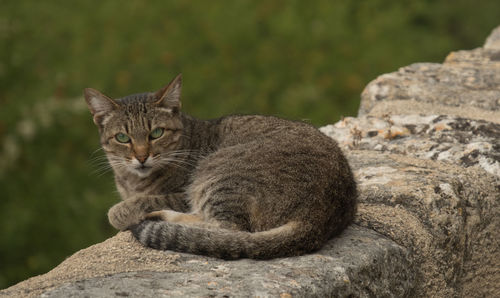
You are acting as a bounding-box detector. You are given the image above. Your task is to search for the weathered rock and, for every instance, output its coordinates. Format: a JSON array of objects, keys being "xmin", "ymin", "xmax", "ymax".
[
  {"xmin": 321, "ymin": 114, "xmax": 500, "ymax": 176},
  {"xmin": 2, "ymin": 227, "xmax": 413, "ymax": 297},
  {"xmin": 484, "ymin": 26, "xmax": 500, "ymax": 51},
  {"xmin": 2, "ymin": 25, "xmax": 499, "ymax": 298},
  {"xmin": 320, "ymin": 25, "xmax": 500, "ymax": 297},
  {"xmin": 359, "ymin": 28, "xmax": 500, "ymax": 118},
  {"xmin": 347, "ymin": 151, "xmax": 499, "ymax": 297}
]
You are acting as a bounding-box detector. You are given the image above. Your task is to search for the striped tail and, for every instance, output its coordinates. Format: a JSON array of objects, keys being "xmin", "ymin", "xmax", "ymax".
[{"xmin": 129, "ymin": 220, "xmax": 321, "ymax": 259}]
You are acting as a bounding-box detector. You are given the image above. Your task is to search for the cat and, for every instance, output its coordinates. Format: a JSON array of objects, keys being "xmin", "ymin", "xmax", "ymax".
[{"xmin": 84, "ymin": 74, "xmax": 357, "ymax": 259}]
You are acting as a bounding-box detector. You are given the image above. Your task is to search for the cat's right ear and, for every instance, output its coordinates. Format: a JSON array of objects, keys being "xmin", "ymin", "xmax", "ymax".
[
  {"xmin": 84, "ymin": 88, "xmax": 119, "ymax": 126},
  {"xmin": 154, "ymin": 74, "xmax": 182, "ymax": 113}
]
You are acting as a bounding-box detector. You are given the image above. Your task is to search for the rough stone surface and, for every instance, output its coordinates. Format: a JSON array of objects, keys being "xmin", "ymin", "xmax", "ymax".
[
  {"xmin": 359, "ymin": 31, "xmax": 500, "ymax": 116},
  {"xmin": 40, "ymin": 226, "xmax": 412, "ymax": 298},
  {"xmin": 485, "ymin": 26, "xmax": 500, "ymax": 51},
  {"xmin": 347, "ymin": 151, "xmax": 499, "ymax": 297},
  {"xmin": 321, "ymin": 114, "xmax": 500, "ymax": 176},
  {"xmin": 2, "ymin": 25, "xmax": 499, "ymax": 298}
]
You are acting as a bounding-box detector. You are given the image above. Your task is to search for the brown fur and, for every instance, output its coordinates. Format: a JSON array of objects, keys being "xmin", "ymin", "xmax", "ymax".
[{"xmin": 84, "ymin": 74, "xmax": 357, "ymax": 259}]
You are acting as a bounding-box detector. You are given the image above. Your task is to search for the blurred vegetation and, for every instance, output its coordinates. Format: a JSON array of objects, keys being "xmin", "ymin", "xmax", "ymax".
[{"xmin": 1, "ymin": 0, "xmax": 499, "ymax": 289}]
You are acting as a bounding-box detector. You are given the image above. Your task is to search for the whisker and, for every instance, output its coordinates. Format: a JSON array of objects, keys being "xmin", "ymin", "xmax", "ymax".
[
  {"xmin": 92, "ymin": 165, "xmax": 113, "ymax": 176},
  {"xmin": 89, "ymin": 147, "xmax": 104, "ymax": 158},
  {"xmin": 157, "ymin": 153, "xmax": 198, "ymax": 165},
  {"xmin": 89, "ymin": 155, "xmax": 130, "ymax": 177},
  {"xmin": 88, "ymin": 157, "xmax": 109, "ymax": 165},
  {"xmin": 164, "ymin": 161, "xmax": 190, "ymax": 171},
  {"xmin": 156, "ymin": 157, "xmax": 194, "ymax": 171},
  {"xmin": 179, "ymin": 133, "xmax": 191, "ymax": 140}
]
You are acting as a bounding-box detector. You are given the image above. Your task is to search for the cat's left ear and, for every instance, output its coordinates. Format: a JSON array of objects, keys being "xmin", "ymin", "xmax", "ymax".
[{"xmin": 154, "ymin": 74, "xmax": 182, "ymax": 113}]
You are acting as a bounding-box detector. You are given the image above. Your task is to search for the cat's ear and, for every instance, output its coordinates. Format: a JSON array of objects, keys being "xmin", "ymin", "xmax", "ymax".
[
  {"xmin": 84, "ymin": 88, "xmax": 119, "ymax": 125},
  {"xmin": 154, "ymin": 74, "xmax": 182, "ymax": 113}
]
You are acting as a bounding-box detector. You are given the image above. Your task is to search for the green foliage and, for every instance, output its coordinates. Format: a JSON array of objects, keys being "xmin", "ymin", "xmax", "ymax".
[{"xmin": 1, "ymin": 0, "xmax": 499, "ymax": 289}]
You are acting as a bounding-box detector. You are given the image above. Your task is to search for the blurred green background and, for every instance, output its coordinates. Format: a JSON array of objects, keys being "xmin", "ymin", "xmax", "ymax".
[{"xmin": 1, "ymin": 0, "xmax": 499, "ymax": 289}]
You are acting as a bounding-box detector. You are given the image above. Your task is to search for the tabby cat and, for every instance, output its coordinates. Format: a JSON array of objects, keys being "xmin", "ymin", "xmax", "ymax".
[{"xmin": 84, "ymin": 74, "xmax": 357, "ymax": 259}]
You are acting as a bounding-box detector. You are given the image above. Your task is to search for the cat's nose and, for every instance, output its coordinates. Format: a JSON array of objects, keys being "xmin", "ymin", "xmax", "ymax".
[
  {"xmin": 134, "ymin": 144, "xmax": 149, "ymax": 164},
  {"xmin": 136, "ymin": 154, "xmax": 149, "ymax": 164}
]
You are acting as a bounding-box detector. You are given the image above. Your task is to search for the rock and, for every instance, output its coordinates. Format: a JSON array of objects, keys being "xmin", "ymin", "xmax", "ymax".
[
  {"xmin": 484, "ymin": 26, "xmax": 500, "ymax": 50},
  {"xmin": 321, "ymin": 25, "xmax": 500, "ymax": 297},
  {"xmin": 39, "ymin": 226, "xmax": 413, "ymax": 298},
  {"xmin": 347, "ymin": 151, "xmax": 499, "ymax": 297},
  {"xmin": 1, "ymin": 227, "xmax": 413, "ymax": 297},
  {"xmin": 2, "ymin": 25, "xmax": 499, "ymax": 298},
  {"xmin": 359, "ymin": 31, "xmax": 500, "ymax": 118},
  {"xmin": 320, "ymin": 114, "xmax": 500, "ymax": 176}
]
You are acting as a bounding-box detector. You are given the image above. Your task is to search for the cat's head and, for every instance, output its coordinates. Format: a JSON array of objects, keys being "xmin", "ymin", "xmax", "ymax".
[{"xmin": 84, "ymin": 74, "xmax": 184, "ymax": 178}]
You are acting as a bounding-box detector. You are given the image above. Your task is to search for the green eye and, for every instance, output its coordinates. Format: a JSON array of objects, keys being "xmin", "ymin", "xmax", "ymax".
[
  {"xmin": 115, "ymin": 133, "xmax": 130, "ymax": 143},
  {"xmin": 149, "ymin": 127, "xmax": 164, "ymax": 140}
]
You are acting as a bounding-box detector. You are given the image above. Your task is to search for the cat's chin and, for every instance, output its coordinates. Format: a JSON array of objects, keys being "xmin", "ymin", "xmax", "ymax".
[{"xmin": 130, "ymin": 166, "xmax": 153, "ymax": 178}]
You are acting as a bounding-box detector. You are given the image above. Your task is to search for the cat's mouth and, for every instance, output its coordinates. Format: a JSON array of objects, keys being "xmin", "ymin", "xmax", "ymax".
[{"xmin": 132, "ymin": 165, "xmax": 153, "ymax": 177}]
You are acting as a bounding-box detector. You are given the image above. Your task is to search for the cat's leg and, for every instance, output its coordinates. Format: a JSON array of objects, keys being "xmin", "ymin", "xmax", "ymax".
[
  {"xmin": 145, "ymin": 210, "xmax": 204, "ymax": 224},
  {"xmin": 144, "ymin": 210, "xmax": 243, "ymax": 230},
  {"xmin": 108, "ymin": 193, "xmax": 187, "ymax": 230}
]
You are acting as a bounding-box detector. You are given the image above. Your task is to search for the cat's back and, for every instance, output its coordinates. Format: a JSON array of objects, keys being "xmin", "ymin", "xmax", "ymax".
[
  {"xmin": 201, "ymin": 114, "xmax": 352, "ymax": 189},
  {"xmin": 217, "ymin": 114, "xmax": 337, "ymax": 150}
]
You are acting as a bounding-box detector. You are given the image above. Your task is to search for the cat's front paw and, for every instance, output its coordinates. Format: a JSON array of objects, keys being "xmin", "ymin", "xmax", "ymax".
[
  {"xmin": 108, "ymin": 201, "xmax": 145, "ymax": 230},
  {"xmin": 144, "ymin": 210, "xmax": 170, "ymax": 221}
]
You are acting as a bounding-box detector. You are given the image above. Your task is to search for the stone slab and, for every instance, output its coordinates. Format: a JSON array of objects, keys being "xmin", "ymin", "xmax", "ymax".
[
  {"xmin": 359, "ymin": 26, "xmax": 500, "ymax": 117},
  {"xmin": 2, "ymin": 226, "xmax": 413, "ymax": 298},
  {"xmin": 321, "ymin": 114, "xmax": 500, "ymax": 176}
]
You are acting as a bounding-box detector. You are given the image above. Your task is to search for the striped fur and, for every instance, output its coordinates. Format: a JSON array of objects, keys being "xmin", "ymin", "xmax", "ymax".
[
  {"xmin": 130, "ymin": 221, "xmax": 312, "ymax": 259},
  {"xmin": 84, "ymin": 74, "xmax": 357, "ymax": 259}
]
